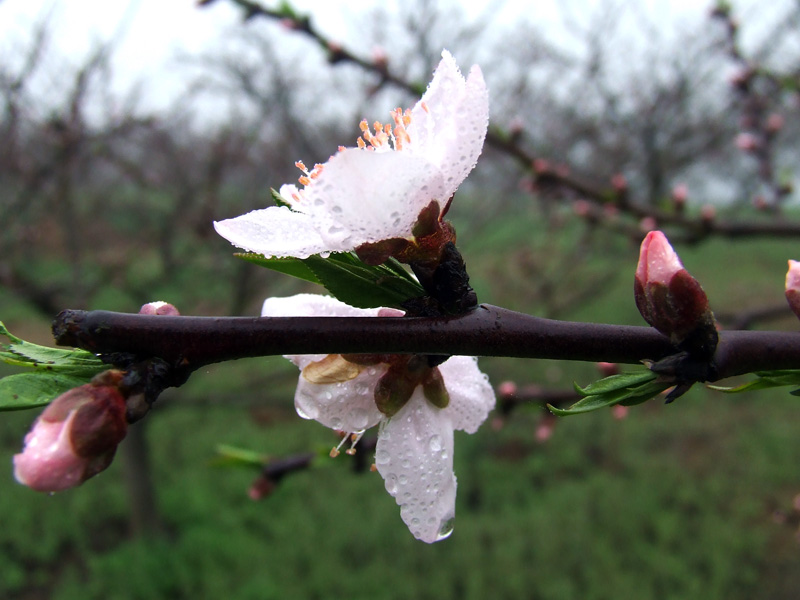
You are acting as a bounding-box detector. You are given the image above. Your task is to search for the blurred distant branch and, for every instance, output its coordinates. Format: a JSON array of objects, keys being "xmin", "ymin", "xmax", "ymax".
[{"xmin": 208, "ymin": 0, "xmax": 800, "ymax": 244}]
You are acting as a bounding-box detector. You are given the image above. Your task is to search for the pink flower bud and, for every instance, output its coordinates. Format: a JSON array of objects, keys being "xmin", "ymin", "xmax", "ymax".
[
  {"xmin": 13, "ymin": 373, "xmax": 128, "ymax": 492},
  {"xmin": 611, "ymin": 404, "xmax": 629, "ymax": 420},
  {"xmin": 766, "ymin": 113, "xmax": 785, "ymax": 134},
  {"xmin": 639, "ymin": 217, "xmax": 657, "ymax": 233},
  {"xmin": 700, "ymin": 204, "xmax": 716, "ymax": 221},
  {"xmin": 735, "ymin": 132, "xmax": 760, "ymax": 152},
  {"xmin": 139, "ymin": 301, "xmax": 180, "ymax": 316},
  {"xmin": 785, "ymin": 260, "xmax": 800, "ymax": 320},
  {"xmin": 532, "ymin": 158, "xmax": 550, "ymax": 174},
  {"xmin": 611, "ymin": 173, "xmax": 627, "ymax": 192},
  {"xmin": 535, "ymin": 420, "xmax": 555, "ymax": 443},
  {"xmin": 497, "ymin": 381, "xmax": 517, "ymax": 397},
  {"xmin": 634, "ymin": 231, "xmax": 715, "ymax": 346},
  {"xmin": 572, "ymin": 199, "xmax": 592, "ymax": 217},
  {"xmin": 671, "ymin": 184, "xmax": 688, "ymax": 206},
  {"xmin": 596, "ymin": 362, "xmax": 620, "ymax": 377}
]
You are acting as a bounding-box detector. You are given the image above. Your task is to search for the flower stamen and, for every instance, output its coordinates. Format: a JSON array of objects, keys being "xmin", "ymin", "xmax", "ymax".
[
  {"xmin": 356, "ymin": 109, "xmax": 414, "ymax": 152},
  {"xmin": 329, "ymin": 430, "xmax": 365, "ymax": 457}
]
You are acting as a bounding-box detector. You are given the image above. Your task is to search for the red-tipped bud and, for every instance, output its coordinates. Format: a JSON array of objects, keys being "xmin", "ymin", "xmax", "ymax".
[
  {"xmin": 766, "ymin": 113, "xmax": 785, "ymax": 134},
  {"xmin": 785, "ymin": 260, "xmax": 800, "ymax": 320},
  {"xmin": 139, "ymin": 301, "xmax": 180, "ymax": 316},
  {"xmin": 671, "ymin": 184, "xmax": 688, "ymax": 207},
  {"xmin": 13, "ymin": 372, "xmax": 128, "ymax": 492},
  {"xmin": 611, "ymin": 404, "xmax": 629, "ymax": 420},
  {"xmin": 639, "ymin": 216, "xmax": 657, "ymax": 233},
  {"xmin": 611, "ymin": 173, "xmax": 627, "ymax": 192},
  {"xmin": 498, "ymin": 381, "xmax": 517, "ymax": 397},
  {"xmin": 735, "ymin": 132, "xmax": 760, "ymax": 152},
  {"xmin": 700, "ymin": 204, "xmax": 716, "ymax": 221},
  {"xmin": 634, "ymin": 231, "xmax": 715, "ymax": 349},
  {"xmin": 596, "ymin": 362, "xmax": 620, "ymax": 377},
  {"xmin": 535, "ymin": 414, "xmax": 557, "ymax": 443}
]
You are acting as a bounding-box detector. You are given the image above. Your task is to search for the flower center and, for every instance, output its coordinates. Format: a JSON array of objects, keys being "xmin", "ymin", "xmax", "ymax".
[{"xmin": 355, "ymin": 106, "xmax": 417, "ymax": 152}]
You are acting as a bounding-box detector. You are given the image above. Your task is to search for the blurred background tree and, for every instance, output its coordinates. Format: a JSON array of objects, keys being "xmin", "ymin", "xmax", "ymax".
[{"xmin": 3, "ymin": 1, "xmax": 800, "ymax": 598}]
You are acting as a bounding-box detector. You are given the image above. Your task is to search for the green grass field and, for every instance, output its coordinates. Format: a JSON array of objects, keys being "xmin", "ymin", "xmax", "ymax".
[{"xmin": 2, "ymin": 209, "xmax": 800, "ymax": 599}]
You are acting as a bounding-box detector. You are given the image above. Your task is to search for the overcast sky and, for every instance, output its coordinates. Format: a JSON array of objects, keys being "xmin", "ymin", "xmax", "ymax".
[{"xmin": 0, "ymin": 0, "xmax": 788, "ymax": 113}]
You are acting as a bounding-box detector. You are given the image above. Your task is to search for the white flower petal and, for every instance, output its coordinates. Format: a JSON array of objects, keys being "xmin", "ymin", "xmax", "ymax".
[
  {"xmin": 213, "ymin": 206, "xmax": 328, "ymax": 259},
  {"xmin": 261, "ymin": 294, "xmax": 389, "ymax": 368},
  {"xmin": 301, "ymin": 148, "xmax": 446, "ymax": 246},
  {"xmin": 376, "ymin": 394, "xmax": 457, "ymax": 543},
  {"xmin": 407, "ymin": 50, "xmax": 489, "ymax": 198},
  {"xmin": 260, "ymin": 294, "xmax": 392, "ymax": 430},
  {"xmin": 294, "ymin": 371, "xmax": 384, "ymax": 431},
  {"xmin": 439, "ymin": 356, "xmax": 496, "ymax": 433}
]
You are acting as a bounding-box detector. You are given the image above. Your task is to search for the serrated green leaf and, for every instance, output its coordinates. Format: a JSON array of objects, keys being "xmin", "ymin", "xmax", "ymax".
[
  {"xmin": 1, "ymin": 322, "xmax": 106, "ymax": 377},
  {"xmin": 303, "ymin": 253, "xmax": 424, "ymax": 309},
  {"xmin": 710, "ymin": 369, "xmax": 800, "ymax": 394},
  {"xmin": 0, "ymin": 371, "xmax": 88, "ymax": 411},
  {"xmin": 235, "ymin": 253, "xmax": 320, "ymax": 284},
  {"xmin": 553, "ymin": 377, "xmax": 670, "ymax": 416},
  {"xmin": 574, "ymin": 370, "xmax": 657, "ymax": 396}
]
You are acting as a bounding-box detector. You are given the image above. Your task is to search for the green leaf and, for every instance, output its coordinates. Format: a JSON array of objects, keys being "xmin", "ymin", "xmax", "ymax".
[
  {"xmin": 0, "ymin": 322, "xmax": 106, "ymax": 378},
  {"xmin": 0, "ymin": 322, "xmax": 107, "ymax": 410},
  {"xmin": 551, "ymin": 370, "xmax": 669, "ymax": 416},
  {"xmin": 573, "ymin": 370, "xmax": 658, "ymax": 395},
  {"xmin": 235, "ymin": 253, "xmax": 321, "ymax": 284},
  {"xmin": 709, "ymin": 368, "xmax": 800, "ymax": 394},
  {"xmin": 303, "ymin": 253, "xmax": 424, "ymax": 309},
  {"xmin": 0, "ymin": 371, "xmax": 88, "ymax": 411},
  {"xmin": 213, "ymin": 444, "xmax": 270, "ymax": 469}
]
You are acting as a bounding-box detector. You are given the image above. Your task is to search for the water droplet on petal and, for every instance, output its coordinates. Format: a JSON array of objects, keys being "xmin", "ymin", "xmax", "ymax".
[
  {"xmin": 295, "ymin": 393, "xmax": 320, "ymax": 420},
  {"xmin": 375, "ymin": 449, "xmax": 391, "ymax": 465},
  {"xmin": 384, "ymin": 474, "xmax": 398, "ymax": 495},
  {"xmin": 436, "ymin": 517, "xmax": 455, "ymax": 541},
  {"xmin": 349, "ymin": 408, "xmax": 369, "ymax": 430},
  {"xmin": 428, "ymin": 434, "xmax": 442, "ymax": 452}
]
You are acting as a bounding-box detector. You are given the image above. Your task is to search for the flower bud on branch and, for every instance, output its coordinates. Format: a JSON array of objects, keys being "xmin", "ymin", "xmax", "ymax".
[
  {"xmin": 635, "ymin": 231, "xmax": 718, "ymax": 359},
  {"xmin": 14, "ymin": 370, "xmax": 128, "ymax": 492}
]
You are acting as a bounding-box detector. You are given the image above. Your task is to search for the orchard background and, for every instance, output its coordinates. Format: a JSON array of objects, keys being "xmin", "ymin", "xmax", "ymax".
[{"xmin": 3, "ymin": 0, "xmax": 800, "ymax": 597}]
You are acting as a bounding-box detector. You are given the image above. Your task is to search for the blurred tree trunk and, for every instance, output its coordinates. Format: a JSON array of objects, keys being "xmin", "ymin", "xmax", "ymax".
[{"xmin": 120, "ymin": 419, "xmax": 164, "ymax": 538}]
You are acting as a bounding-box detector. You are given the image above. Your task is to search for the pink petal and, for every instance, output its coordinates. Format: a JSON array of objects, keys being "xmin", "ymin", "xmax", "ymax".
[{"xmin": 13, "ymin": 412, "xmax": 87, "ymax": 492}]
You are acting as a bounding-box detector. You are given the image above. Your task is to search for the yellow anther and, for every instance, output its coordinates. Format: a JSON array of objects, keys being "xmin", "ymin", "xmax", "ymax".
[
  {"xmin": 298, "ymin": 176, "xmax": 311, "ymax": 186},
  {"xmin": 329, "ymin": 447, "xmax": 340, "ymax": 458},
  {"xmin": 295, "ymin": 160, "xmax": 307, "ymax": 171},
  {"xmin": 359, "ymin": 119, "xmax": 369, "ymax": 131},
  {"xmin": 357, "ymin": 138, "xmax": 366, "ymax": 149}
]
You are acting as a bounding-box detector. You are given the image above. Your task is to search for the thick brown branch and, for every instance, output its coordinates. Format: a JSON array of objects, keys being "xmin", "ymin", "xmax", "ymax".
[{"xmin": 53, "ymin": 306, "xmax": 800, "ymax": 382}]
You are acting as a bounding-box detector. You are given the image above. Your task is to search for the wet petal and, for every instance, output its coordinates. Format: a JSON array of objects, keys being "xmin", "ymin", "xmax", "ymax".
[
  {"xmin": 300, "ymin": 148, "xmax": 446, "ymax": 245},
  {"xmin": 261, "ymin": 294, "xmax": 388, "ymax": 368},
  {"xmin": 213, "ymin": 206, "xmax": 328, "ymax": 259},
  {"xmin": 438, "ymin": 356, "xmax": 495, "ymax": 433},
  {"xmin": 375, "ymin": 394, "xmax": 457, "ymax": 543},
  {"xmin": 294, "ymin": 371, "xmax": 384, "ymax": 431},
  {"xmin": 408, "ymin": 50, "xmax": 489, "ymax": 198}
]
